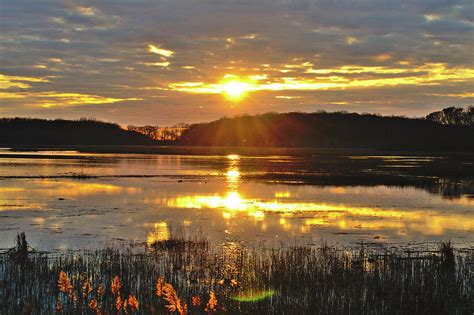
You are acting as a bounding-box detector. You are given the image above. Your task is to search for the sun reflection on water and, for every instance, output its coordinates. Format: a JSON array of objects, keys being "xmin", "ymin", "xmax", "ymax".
[
  {"xmin": 226, "ymin": 170, "xmax": 240, "ymax": 182},
  {"xmin": 166, "ymin": 192, "xmax": 474, "ymax": 235},
  {"xmin": 1, "ymin": 153, "xmax": 473, "ymax": 246},
  {"xmin": 163, "ymin": 155, "xmax": 474, "ymax": 237},
  {"xmin": 275, "ymin": 191, "xmax": 291, "ymax": 198},
  {"xmin": 227, "ymin": 154, "xmax": 240, "ymax": 161},
  {"xmin": 145, "ymin": 221, "xmax": 170, "ymax": 245}
]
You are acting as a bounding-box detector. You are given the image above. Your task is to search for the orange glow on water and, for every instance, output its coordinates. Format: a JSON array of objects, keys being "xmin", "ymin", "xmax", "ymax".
[
  {"xmin": 162, "ymin": 157, "xmax": 474, "ymax": 237},
  {"xmin": 165, "ymin": 192, "xmax": 474, "ymax": 235}
]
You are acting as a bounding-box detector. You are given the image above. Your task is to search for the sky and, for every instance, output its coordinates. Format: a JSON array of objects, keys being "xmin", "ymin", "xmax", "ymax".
[{"xmin": 1, "ymin": 0, "xmax": 473, "ymax": 125}]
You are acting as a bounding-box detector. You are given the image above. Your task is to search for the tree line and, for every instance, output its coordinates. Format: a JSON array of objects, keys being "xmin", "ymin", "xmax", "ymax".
[
  {"xmin": 1, "ymin": 107, "xmax": 472, "ymax": 150},
  {"xmin": 178, "ymin": 107, "xmax": 474, "ymax": 151},
  {"xmin": 126, "ymin": 124, "xmax": 188, "ymax": 141},
  {"xmin": 0, "ymin": 118, "xmax": 157, "ymax": 145}
]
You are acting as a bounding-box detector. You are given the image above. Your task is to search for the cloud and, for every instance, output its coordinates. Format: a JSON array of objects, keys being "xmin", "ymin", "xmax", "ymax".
[
  {"xmin": 143, "ymin": 62, "xmax": 170, "ymax": 67},
  {"xmin": 372, "ymin": 53, "xmax": 393, "ymax": 62},
  {"xmin": 148, "ymin": 44, "xmax": 174, "ymax": 57},
  {"xmin": 0, "ymin": 74, "xmax": 49, "ymax": 89},
  {"xmin": 0, "ymin": 0, "xmax": 472, "ymax": 124},
  {"xmin": 166, "ymin": 63, "xmax": 474, "ymax": 94},
  {"xmin": 2, "ymin": 91, "xmax": 141, "ymax": 108},
  {"xmin": 345, "ymin": 36, "xmax": 359, "ymax": 45},
  {"xmin": 74, "ymin": 5, "xmax": 97, "ymax": 17},
  {"xmin": 425, "ymin": 14, "xmax": 442, "ymax": 22},
  {"xmin": 428, "ymin": 92, "xmax": 474, "ymax": 98}
]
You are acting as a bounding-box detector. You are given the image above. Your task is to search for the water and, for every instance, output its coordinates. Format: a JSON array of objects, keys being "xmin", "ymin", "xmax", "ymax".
[{"xmin": 0, "ymin": 149, "xmax": 472, "ymax": 251}]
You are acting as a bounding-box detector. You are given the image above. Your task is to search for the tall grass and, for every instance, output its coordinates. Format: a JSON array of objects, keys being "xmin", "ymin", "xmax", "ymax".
[{"xmin": 0, "ymin": 233, "xmax": 472, "ymax": 314}]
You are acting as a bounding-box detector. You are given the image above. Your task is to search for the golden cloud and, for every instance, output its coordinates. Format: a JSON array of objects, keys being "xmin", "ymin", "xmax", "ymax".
[
  {"xmin": 166, "ymin": 63, "xmax": 474, "ymax": 95},
  {"xmin": 346, "ymin": 36, "xmax": 359, "ymax": 45},
  {"xmin": 0, "ymin": 74, "xmax": 49, "ymax": 89},
  {"xmin": 148, "ymin": 44, "xmax": 174, "ymax": 57},
  {"xmin": 75, "ymin": 5, "xmax": 97, "ymax": 16},
  {"xmin": 34, "ymin": 92, "xmax": 142, "ymax": 108},
  {"xmin": 143, "ymin": 61, "xmax": 170, "ymax": 67},
  {"xmin": 0, "ymin": 90, "xmax": 141, "ymax": 108}
]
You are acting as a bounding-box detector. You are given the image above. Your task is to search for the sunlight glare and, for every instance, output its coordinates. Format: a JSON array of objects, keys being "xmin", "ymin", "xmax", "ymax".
[
  {"xmin": 221, "ymin": 81, "xmax": 249, "ymax": 101},
  {"xmin": 226, "ymin": 169, "xmax": 240, "ymax": 180}
]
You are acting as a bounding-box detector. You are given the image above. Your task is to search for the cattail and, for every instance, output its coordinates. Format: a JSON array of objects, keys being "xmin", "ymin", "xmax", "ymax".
[
  {"xmin": 205, "ymin": 291, "xmax": 218, "ymax": 313},
  {"xmin": 111, "ymin": 276, "xmax": 121, "ymax": 296},
  {"xmin": 156, "ymin": 276, "xmax": 165, "ymax": 297},
  {"xmin": 163, "ymin": 283, "xmax": 187, "ymax": 315},
  {"xmin": 192, "ymin": 295, "xmax": 201, "ymax": 306}
]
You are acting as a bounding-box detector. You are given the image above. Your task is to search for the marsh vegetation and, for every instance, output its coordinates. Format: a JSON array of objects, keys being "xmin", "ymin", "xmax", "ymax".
[{"xmin": 1, "ymin": 233, "xmax": 472, "ymax": 314}]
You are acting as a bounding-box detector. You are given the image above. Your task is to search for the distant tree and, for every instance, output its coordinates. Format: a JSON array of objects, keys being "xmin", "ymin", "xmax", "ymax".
[
  {"xmin": 79, "ymin": 117, "xmax": 98, "ymax": 122},
  {"xmin": 126, "ymin": 124, "xmax": 188, "ymax": 141},
  {"xmin": 426, "ymin": 106, "xmax": 473, "ymax": 126}
]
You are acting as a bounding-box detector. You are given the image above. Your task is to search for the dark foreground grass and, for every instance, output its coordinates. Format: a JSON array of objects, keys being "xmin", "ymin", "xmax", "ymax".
[{"xmin": 0, "ymin": 233, "xmax": 472, "ymax": 314}]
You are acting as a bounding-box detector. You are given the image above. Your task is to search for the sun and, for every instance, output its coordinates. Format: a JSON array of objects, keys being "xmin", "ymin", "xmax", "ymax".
[{"xmin": 221, "ymin": 80, "xmax": 249, "ymax": 101}]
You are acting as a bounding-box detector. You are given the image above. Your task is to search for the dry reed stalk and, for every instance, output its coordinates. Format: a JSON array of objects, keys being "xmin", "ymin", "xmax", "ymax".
[
  {"xmin": 58, "ymin": 271, "xmax": 77, "ymax": 302},
  {"xmin": 192, "ymin": 295, "xmax": 201, "ymax": 307},
  {"xmin": 82, "ymin": 280, "xmax": 92, "ymax": 298},
  {"xmin": 55, "ymin": 298, "xmax": 63, "ymax": 312},
  {"xmin": 163, "ymin": 283, "xmax": 187, "ymax": 315},
  {"xmin": 116, "ymin": 294, "xmax": 123, "ymax": 311},
  {"xmin": 205, "ymin": 291, "xmax": 218, "ymax": 313},
  {"xmin": 97, "ymin": 283, "xmax": 105, "ymax": 297},
  {"xmin": 58, "ymin": 271, "xmax": 72, "ymax": 294},
  {"xmin": 111, "ymin": 276, "xmax": 122, "ymax": 296},
  {"xmin": 156, "ymin": 276, "xmax": 165, "ymax": 297},
  {"xmin": 124, "ymin": 294, "xmax": 139, "ymax": 313},
  {"xmin": 88, "ymin": 298, "xmax": 100, "ymax": 315}
]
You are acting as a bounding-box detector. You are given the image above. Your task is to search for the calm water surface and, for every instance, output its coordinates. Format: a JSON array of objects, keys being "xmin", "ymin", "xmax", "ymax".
[{"xmin": 0, "ymin": 149, "xmax": 472, "ymax": 251}]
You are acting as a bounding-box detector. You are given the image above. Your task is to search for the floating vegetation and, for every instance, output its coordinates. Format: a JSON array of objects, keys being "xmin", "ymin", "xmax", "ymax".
[{"xmin": 0, "ymin": 233, "xmax": 472, "ymax": 314}]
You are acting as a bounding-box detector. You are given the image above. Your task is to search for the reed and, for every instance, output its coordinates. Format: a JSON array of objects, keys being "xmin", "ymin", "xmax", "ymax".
[{"xmin": 0, "ymin": 233, "xmax": 472, "ymax": 314}]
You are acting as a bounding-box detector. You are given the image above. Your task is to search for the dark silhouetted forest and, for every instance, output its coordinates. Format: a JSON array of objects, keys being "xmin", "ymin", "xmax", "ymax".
[
  {"xmin": 2, "ymin": 107, "xmax": 473, "ymax": 150},
  {"xmin": 179, "ymin": 110, "xmax": 474, "ymax": 151},
  {"xmin": 0, "ymin": 118, "xmax": 157, "ymax": 145}
]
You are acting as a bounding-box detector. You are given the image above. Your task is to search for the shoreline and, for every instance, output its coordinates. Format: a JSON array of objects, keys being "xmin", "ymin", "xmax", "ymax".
[{"xmin": 3, "ymin": 145, "xmax": 474, "ymax": 157}]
